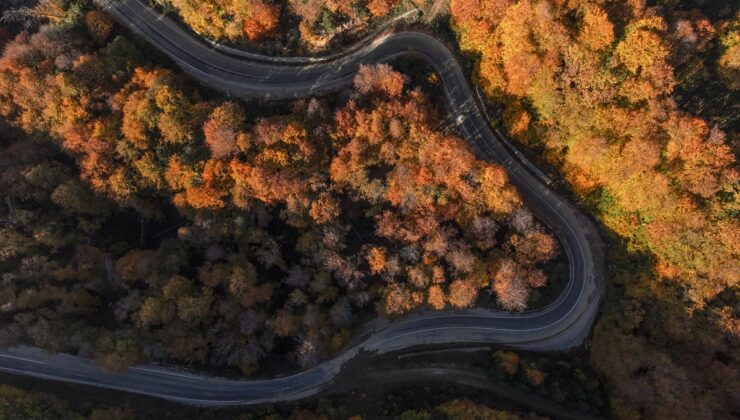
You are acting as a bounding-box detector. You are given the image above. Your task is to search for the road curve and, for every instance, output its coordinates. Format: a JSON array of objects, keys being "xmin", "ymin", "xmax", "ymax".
[{"xmin": 0, "ymin": 0, "xmax": 605, "ymax": 406}]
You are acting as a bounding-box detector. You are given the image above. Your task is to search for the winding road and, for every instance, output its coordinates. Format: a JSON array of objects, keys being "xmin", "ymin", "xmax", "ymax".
[{"xmin": 0, "ymin": 0, "xmax": 604, "ymax": 406}]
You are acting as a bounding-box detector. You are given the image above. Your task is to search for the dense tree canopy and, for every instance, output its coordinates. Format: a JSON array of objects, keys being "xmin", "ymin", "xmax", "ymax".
[
  {"xmin": 451, "ymin": 0, "xmax": 739, "ymax": 417},
  {"xmin": 159, "ymin": 0, "xmax": 404, "ymax": 47},
  {"xmin": 163, "ymin": 0, "xmax": 281, "ymax": 41},
  {"xmin": 0, "ymin": 19, "xmax": 557, "ymax": 376},
  {"xmin": 2, "ymin": 2, "xmax": 736, "ymax": 417},
  {"xmin": 286, "ymin": 0, "xmax": 402, "ymax": 47}
]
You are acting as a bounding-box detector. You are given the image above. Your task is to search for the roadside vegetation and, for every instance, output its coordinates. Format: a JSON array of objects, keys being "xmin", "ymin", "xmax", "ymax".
[
  {"xmin": 160, "ymin": 0, "xmax": 281, "ymax": 42},
  {"xmin": 156, "ymin": 0, "xmax": 411, "ymax": 49}
]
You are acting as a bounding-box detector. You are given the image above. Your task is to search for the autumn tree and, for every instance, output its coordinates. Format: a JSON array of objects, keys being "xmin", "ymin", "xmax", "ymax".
[
  {"xmin": 243, "ymin": 0, "xmax": 281, "ymax": 41},
  {"xmin": 367, "ymin": 0, "xmax": 399, "ymax": 18},
  {"xmin": 367, "ymin": 246, "xmax": 387, "ymax": 275},
  {"xmin": 427, "ymin": 285, "xmax": 446, "ymax": 309},
  {"xmin": 204, "ymin": 101, "xmax": 247, "ymax": 159},
  {"xmin": 309, "ymin": 193, "xmax": 340, "ymax": 224},
  {"xmin": 353, "ymin": 64, "xmax": 407, "ymax": 97},
  {"xmin": 447, "ymin": 279, "xmax": 478, "ymax": 309},
  {"xmin": 718, "ymin": 13, "xmax": 740, "ymax": 90},
  {"xmin": 579, "ymin": 5, "xmax": 614, "ymax": 51},
  {"xmin": 383, "ymin": 284, "xmax": 421, "ymax": 315},
  {"xmin": 85, "ymin": 10, "xmax": 114, "ymax": 43}
]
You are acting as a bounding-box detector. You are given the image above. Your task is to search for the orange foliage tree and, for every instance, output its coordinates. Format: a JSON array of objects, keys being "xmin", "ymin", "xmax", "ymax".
[
  {"xmin": 203, "ymin": 101, "xmax": 247, "ymax": 159},
  {"xmin": 243, "ymin": 0, "xmax": 281, "ymax": 41}
]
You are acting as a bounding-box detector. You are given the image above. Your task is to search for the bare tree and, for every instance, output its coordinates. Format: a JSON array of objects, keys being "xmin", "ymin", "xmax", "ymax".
[
  {"xmin": 470, "ymin": 216, "xmax": 498, "ymax": 250},
  {"xmin": 510, "ymin": 207, "xmax": 534, "ymax": 233},
  {"xmin": 447, "ymin": 243, "xmax": 477, "ymax": 275}
]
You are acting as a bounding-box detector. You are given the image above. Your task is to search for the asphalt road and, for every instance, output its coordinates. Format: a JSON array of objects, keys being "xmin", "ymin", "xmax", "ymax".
[{"xmin": 0, "ymin": 0, "xmax": 605, "ymax": 406}]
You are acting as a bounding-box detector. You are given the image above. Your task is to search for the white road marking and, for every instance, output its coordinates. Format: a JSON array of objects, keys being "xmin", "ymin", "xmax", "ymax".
[{"xmin": 0, "ymin": 354, "xmax": 46, "ymax": 365}]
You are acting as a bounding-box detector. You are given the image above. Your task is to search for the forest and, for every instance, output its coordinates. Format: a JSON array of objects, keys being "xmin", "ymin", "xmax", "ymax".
[
  {"xmin": 450, "ymin": 0, "xmax": 738, "ymax": 417},
  {"xmin": 0, "ymin": 6, "xmax": 557, "ymax": 375},
  {"xmin": 0, "ymin": 0, "xmax": 737, "ymax": 418}
]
